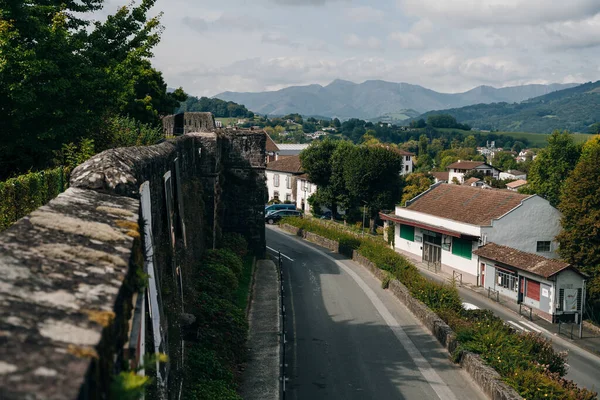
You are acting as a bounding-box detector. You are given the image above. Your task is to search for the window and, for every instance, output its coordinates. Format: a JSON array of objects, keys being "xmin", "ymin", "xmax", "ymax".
[
  {"xmin": 307, "ymin": 183, "xmax": 311, "ymax": 191},
  {"xmin": 452, "ymin": 238, "xmax": 472, "ymax": 259},
  {"xmin": 301, "ymin": 180, "xmax": 306, "ymax": 190},
  {"xmin": 274, "ymin": 174, "xmax": 280, "ymax": 187},
  {"xmin": 286, "ymin": 193, "xmax": 291, "ymax": 202},
  {"xmin": 405, "ymin": 165, "xmax": 409, "ymax": 172},
  {"xmin": 286, "ymin": 175, "xmax": 292, "ymax": 189},
  {"xmin": 405, "ymin": 156, "xmax": 410, "ymax": 161},
  {"xmin": 274, "ymin": 191, "xmax": 279, "ymax": 200},
  {"xmin": 400, "ymin": 224, "xmax": 415, "ymax": 241},
  {"xmin": 537, "ymin": 241, "xmax": 551, "ymax": 252},
  {"xmin": 496, "ymin": 269, "xmax": 518, "ymax": 291}
]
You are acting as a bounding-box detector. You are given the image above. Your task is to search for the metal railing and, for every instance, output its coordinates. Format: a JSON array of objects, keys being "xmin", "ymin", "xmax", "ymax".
[
  {"xmin": 487, "ymin": 287, "xmax": 500, "ymax": 302},
  {"xmin": 452, "ymin": 271, "xmax": 463, "ymax": 286},
  {"xmin": 278, "ymin": 251, "xmax": 287, "ymax": 400},
  {"xmin": 518, "ymin": 303, "xmax": 533, "ymax": 321}
]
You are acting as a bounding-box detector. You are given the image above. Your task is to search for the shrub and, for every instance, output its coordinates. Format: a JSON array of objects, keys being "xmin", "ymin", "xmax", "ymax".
[
  {"xmin": 196, "ymin": 262, "xmax": 239, "ymax": 299},
  {"xmin": 204, "ymin": 249, "xmax": 243, "ymax": 278},
  {"xmin": 220, "ymin": 232, "xmax": 248, "ymax": 258}
]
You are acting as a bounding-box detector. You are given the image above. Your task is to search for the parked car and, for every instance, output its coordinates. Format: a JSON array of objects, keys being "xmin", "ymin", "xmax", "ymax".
[
  {"xmin": 265, "ymin": 210, "xmax": 303, "ymax": 224},
  {"xmin": 265, "ymin": 203, "xmax": 296, "ymax": 215},
  {"xmin": 320, "ymin": 211, "xmax": 332, "ymax": 220}
]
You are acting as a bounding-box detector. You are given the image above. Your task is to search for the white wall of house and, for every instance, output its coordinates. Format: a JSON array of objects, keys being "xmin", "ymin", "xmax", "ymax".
[
  {"xmin": 394, "ymin": 207, "xmax": 482, "ymax": 237},
  {"xmin": 482, "ymin": 196, "xmax": 562, "ymax": 258},
  {"xmin": 449, "ymin": 165, "xmax": 499, "ymax": 183},
  {"xmin": 296, "ymin": 178, "xmax": 317, "ymax": 214},
  {"xmin": 266, "ymin": 170, "xmax": 294, "ymax": 203},
  {"xmin": 442, "ymin": 239, "xmax": 479, "ymax": 282},
  {"xmin": 394, "ymin": 225, "xmax": 424, "ymax": 257},
  {"xmin": 401, "ymin": 155, "xmax": 414, "ymax": 175}
]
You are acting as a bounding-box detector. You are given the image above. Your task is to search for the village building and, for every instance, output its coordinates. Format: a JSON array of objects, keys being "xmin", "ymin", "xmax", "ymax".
[
  {"xmin": 474, "ymin": 243, "xmax": 587, "ymax": 323},
  {"xmin": 499, "ymin": 169, "xmax": 527, "ymax": 180},
  {"xmin": 447, "ymin": 160, "xmax": 500, "ymax": 183},
  {"xmin": 506, "ymin": 179, "xmax": 528, "ymax": 192},
  {"xmin": 380, "ymin": 184, "xmax": 562, "ymax": 287},
  {"xmin": 295, "ymin": 174, "xmax": 317, "ymax": 214},
  {"xmin": 265, "ymin": 156, "xmax": 304, "ymax": 203},
  {"xmin": 430, "ymin": 171, "xmax": 449, "ymax": 183},
  {"xmin": 395, "ymin": 149, "xmax": 415, "ymax": 175}
]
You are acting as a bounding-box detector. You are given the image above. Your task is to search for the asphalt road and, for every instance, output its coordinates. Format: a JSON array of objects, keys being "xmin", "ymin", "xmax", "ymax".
[
  {"xmin": 266, "ymin": 226, "xmax": 486, "ymax": 400},
  {"xmin": 417, "ymin": 265, "xmax": 600, "ymax": 393}
]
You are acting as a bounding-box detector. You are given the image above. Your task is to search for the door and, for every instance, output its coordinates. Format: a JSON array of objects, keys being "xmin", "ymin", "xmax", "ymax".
[
  {"xmin": 423, "ymin": 234, "xmax": 442, "ymax": 272},
  {"xmin": 480, "ymin": 263, "xmax": 485, "ymax": 286},
  {"xmin": 526, "ymin": 280, "xmax": 541, "ymax": 302}
]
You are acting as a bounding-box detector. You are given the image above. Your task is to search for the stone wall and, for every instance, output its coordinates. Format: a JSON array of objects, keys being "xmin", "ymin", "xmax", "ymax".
[
  {"xmin": 0, "ymin": 126, "xmax": 266, "ymax": 399},
  {"xmin": 162, "ymin": 112, "xmax": 215, "ymax": 136}
]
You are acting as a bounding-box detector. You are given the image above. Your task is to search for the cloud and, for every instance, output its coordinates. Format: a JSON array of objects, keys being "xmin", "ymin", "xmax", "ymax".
[
  {"xmin": 399, "ymin": 0, "xmax": 600, "ymax": 26},
  {"xmin": 543, "ymin": 14, "xmax": 600, "ymax": 49},
  {"xmin": 389, "ymin": 32, "xmax": 423, "ymax": 49},
  {"xmin": 344, "ymin": 34, "xmax": 382, "ymax": 50},
  {"xmin": 182, "ymin": 13, "xmax": 261, "ymax": 33},
  {"xmin": 271, "ymin": 0, "xmax": 348, "ymax": 5},
  {"xmin": 261, "ymin": 32, "xmax": 300, "ymax": 48},
  {"xmin": 344, "ymin": 6, "xmax": 384, "ymax": 22}
]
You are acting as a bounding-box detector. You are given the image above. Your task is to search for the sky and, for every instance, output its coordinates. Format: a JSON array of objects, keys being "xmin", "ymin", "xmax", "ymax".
[{"xmin": 98, "ymin": 0, "xmax": 600, "ymax": 97}]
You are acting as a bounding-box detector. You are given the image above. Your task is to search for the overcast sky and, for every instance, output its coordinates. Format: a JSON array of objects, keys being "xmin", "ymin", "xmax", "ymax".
[{"xmin": 101, "ymin": 0, "xmax": 600, "ymax": 96}]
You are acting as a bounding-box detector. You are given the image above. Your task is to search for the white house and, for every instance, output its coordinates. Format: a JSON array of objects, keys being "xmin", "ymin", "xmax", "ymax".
[
  {"xmin": 395, "ymin": 149, "xmax": 415, "ymax": 175},
  {"xmin": 474, "ymin": 243, "xmax": 587, "ymax": 323},
  {"xmin": 430, "ymin": 171, "xmax": 449, "ymax": 183},
  {"xmin": 499, "ymin": 170, "xmax": 527, "ymax": 180},
  {"xmin": 506, "ymin": 179, "xmax": 528, "ymax": 192},
  {"xmin": 296, "ymin": 174, "xmax": 318, "ymax": 214},
  {"xmin": 380, "ymin": 183, "xmax": 562, "ymax": 286},
  {"xmin": 265, "ymin": 156, "xmax": 304, "ymax": 203},
  {"xmin": 447, "ymin": 160, "xmax": 500, "ymax": 184}
]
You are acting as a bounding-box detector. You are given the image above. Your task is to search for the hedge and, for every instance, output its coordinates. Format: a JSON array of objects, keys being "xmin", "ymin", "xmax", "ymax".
[
  {"xmin": 0, "ymin": 167, "xmax": 69, "ymax": 232},
  {"xmin": 282, "ymin": 217, "xmax": 597, "ymax": 400}
]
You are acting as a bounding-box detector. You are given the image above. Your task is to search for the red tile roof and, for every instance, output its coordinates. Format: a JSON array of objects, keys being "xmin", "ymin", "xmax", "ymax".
[
  {"xmin": 473, "ymin": 243, "xmax": 577, "ymax": 278},
  {"xmin": 406, "ymin": 184, "xmax": 531, "ymax": 225},
  {"xmin": 430, "ymin": 171, "xmax": 449, "ymax": 181},
  {"xmin": 463, "ymin": 177, "xmax": 481, "ymax": 185},
  {"xmin": 446, "ymin": 160, "xmax": 486, "ymax": 170},
  {"xmin": 506, "ymin": 179, "xmax": 528, "ymax": 189},
  {"xmin": 266, "ymin": 155, "xmax": 303, "ymax": 174},
  {"xmin": 265, "ymin": 134, "xmax": 279, "ymax": 152}
]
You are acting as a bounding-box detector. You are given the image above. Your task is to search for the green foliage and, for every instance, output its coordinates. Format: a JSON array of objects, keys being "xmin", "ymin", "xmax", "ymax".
[
  {"xmin": 401, "ymin": 173, "xmax": 433, "ymax": 205},
  {"xmin": 178, "ymin": 96, "xmax": 251, "ymax": 118},
  {"xmin": 0, "ymin": 167, "xmax": 69, "ymax": 231},
  {"xmin": 56, "ymin": 138, "xmax": 96, "ymax": 171},
  {"xmin": 220, "ymin": 232, "xmax": 249, "ymax": 258},
  {"xmin": 491, "ymin": 151, "xmax": 518, "ymax": 171},
  {"xmin": 557, "ymin": 136, "xmax": 600, "ymax": 321},
  {"xmin": 197, "ymin": 262, "xmax": 239, "ymax": 299},
  {"xmin": 426, "ymin": 114, "xmax": 471, "ymax": 130},
  {"xmin": 110, "ymin": 371, "xmax": 152, "ymax": 400},
  {"xmin": 204, "ymin": 249, "xmax": 244, "ymax": 278},
  {"xmin": 94, "ymin": 116, "xmax": 164, "ymax": 151},
  {"xmin": 525, "ymin": 130, "xmax": 581, "ymax": 207}
]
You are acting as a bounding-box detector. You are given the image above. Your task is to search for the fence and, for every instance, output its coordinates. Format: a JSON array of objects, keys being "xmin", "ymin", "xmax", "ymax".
[{"xmin": 0, "ymin": 167, "xmax": 69, "ymax": 231}]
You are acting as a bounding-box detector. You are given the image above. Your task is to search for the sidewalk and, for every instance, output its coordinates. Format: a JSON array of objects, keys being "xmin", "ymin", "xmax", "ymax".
[{"xmin": 396, "ymin": 248, "xmax": 600, "ymax": 357}]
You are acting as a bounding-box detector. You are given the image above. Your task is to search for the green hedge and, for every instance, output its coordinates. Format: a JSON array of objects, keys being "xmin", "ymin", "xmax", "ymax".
[
  {"xmin": 0, "ymin": 167, "xmax": 69, "ymax": 232},
  {"xmin": 282, "ymin": 217, "xmax": 597, "ymax": 400},
  {"xmin": 182, "ymin": 243, "xmax": 250, "ymax": 399}
]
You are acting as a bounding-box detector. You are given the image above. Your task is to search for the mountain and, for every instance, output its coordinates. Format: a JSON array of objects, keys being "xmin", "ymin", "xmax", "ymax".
[
  {"xmin": 415, "ymin": 81, "xmax": 600, "ymax": 134},
  {"xmin": 214, "ymin": 79, "xmax": 578, "ymax": 120}
]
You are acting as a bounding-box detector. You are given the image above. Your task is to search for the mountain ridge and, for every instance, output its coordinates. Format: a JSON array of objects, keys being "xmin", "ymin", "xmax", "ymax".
[{"xmin": 214, "ymin": 80, "xmax": 579, "ymax": 120}]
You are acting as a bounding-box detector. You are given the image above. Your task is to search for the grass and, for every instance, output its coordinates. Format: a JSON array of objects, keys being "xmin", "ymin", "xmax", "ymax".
[
  {"xmin": 234, "ymin": 256, "xmax": 254, "ymax": 312},
  {"xmin": 436, "ymin": 128, "xmax": 595, "ymax": 147}
]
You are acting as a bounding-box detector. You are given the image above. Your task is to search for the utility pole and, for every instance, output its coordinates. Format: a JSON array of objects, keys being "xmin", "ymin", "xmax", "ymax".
[{"xmin": 580, "ymin": 280, "xmax": 586, "ymax": 339}]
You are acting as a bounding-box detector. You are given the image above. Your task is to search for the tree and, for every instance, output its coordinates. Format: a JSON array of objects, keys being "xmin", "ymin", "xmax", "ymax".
[
  {"xmin": 333, "ymin": 118, "xmax": 341, "ymax": 128},
  {"xmin": 492, "ymin": 151, "xmax": 518, "ymax": 171},
  {"xmin": 512, "ymin": 141, "xmax": 525, "ymax": 153},
  {"xmin": 556, "ymin": 136, "xmax": 600, "ymax": 320},
  {"xmin": 523, "ymin": 131, "xmax": 581, "ymax": 207},
  {"xmin": 401, "ymin": 173, "xmax": 433, "ymax": 205},
  {"xmin": 589, "ymin": 122, "xmax": 600, "ymax": 134},
  {"xmin": 462, "ymin": 135, "xmax": 477, "ymax": 149},
  {"xmin": 418, "ymin": 134, "xmax": 429, "ymax": 156}
]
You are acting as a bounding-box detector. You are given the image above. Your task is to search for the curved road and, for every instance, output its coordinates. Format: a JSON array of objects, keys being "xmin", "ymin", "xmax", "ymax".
[{"xmin": 267, "ymin": 226, "xmax": 486, "ymax": 400}]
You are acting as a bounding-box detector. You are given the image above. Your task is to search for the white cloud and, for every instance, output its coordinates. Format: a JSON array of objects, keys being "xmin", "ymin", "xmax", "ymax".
[
  {"xmin": 261, "ymin": 32, "xmax": 300, "ymax": 48},
  {"xmin": 344, "ymin": 34, "xmax": 382, "ymax": 50},
  {"xmin": 344, "ymin": 6, "xmax": 384, "ymax": 22},
  {"xmin": 182, "ymin": 13, "xmax": 261, "ymax": 33},
  {"xmin": 399, "ymin": 0, "xmax": 600, "ymax": 26},
  {"xmin": 389, "ymin": 32, "xmax": 423, "ymax": 49},
  {"xmin": 543, "ymin": 14, "xmax": 600, "ymax": 49}
]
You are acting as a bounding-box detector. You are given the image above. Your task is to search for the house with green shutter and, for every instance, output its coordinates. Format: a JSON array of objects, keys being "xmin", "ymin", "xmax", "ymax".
[{"xmin": 380, "ymin": 183, "xmax": 562, "ymax": 286}]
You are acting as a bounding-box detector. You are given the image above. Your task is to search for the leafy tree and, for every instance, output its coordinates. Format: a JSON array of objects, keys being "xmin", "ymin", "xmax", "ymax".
[
  {"xmin": 523, "ymin": 131, "xmax": 581, "ymax": 207},
  {"xmin": 491, "ymin": 151, "xmax": 518, "ymax": 171},
  {"xmin": 418, "ymin": 134, "xmax": 428, "ymax": 156},
  {"xmin": 512, "ymin": 141, "xmax": 525, "ymax": 153},
  {"xmin": 556, "ymin": 136, "xmax": 600, "ymax": 319},
  {"xmin": 179, "ymin": 97, "xmax": 251, "ymax": 118},
  {"xmin": 401, "ymin": 173, "xmax": 433, "ymax": 205},
  {"xmin": 462, "ymin": 135, "xmax": 477, "ymax": 149},
  {"xmin": 409, "ymin": 119, "xmax": 426, "ymax": 129},
  {"xmin": 590, "ymin": 122, "xmax": 600, "ymax": 134},
  {"xmin": 333, "ymin": 118, "xmax": 341, "ymax": 128}
]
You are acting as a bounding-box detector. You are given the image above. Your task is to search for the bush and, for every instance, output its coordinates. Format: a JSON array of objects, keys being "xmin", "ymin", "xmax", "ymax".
[
  {"xmin": 197, "ymin": 262, "xmax": 239, "ymax": 299},
  {"xmin": 220, "ymin": 232, "xmax": 248, "ymax": 258},
  {"xmin": 0, "ymin": 167, "xmax": 69, "ymax": 232},
  {"xmin": 204, "ymin": 249, "xmax": 243, "ymax": 278}
]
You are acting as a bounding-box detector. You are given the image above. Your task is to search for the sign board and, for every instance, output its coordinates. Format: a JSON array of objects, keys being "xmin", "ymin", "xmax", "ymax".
[
  {"xmin": 541, "ymin": 288, "xmax": 549, "ymax": 298},
  {"xmin": 564, "ymin": 288, "xmax": 578, "ymax": 312}
]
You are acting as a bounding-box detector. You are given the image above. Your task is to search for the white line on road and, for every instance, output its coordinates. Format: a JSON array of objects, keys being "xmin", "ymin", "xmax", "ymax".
[
  {"xmin": 520, "ymin": 320, "xmax": 543, "ymax": 333},
  {"xmin": 276, "ymin": 230, "xmax": 458, "ymax": 400},
  {"xmin": 266, "ymin": 245, "xmax": 295, "ymax": 261},
  {"xmin": 508, "ymin": 321, "xmax": 529, "ymax": 332}
]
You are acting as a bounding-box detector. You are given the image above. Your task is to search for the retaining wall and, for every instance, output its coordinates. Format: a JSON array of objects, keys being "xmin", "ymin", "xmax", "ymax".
[{"xmin": 0, "ymin": 128, "xmax": 267, "ymax": 399}]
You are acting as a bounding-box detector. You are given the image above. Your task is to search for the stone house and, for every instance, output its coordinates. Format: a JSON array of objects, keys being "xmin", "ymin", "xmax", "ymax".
[{"xmin": 380, "ymin": 183, "xmax": 562, "ymax": 286}]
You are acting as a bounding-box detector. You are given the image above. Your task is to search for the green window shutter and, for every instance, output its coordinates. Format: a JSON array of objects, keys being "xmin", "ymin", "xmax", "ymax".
[
  {"xmin": 400, "ymin": 224, "xmax": 415, "ymax": 241},
  {"xmin": 452, "ymin": 238, "xmax": 472, "ymax": 259}
]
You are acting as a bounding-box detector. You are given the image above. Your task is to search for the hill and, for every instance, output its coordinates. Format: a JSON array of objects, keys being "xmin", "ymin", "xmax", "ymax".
[
  {"xmin": 415, "ymin": 81, "xmax": 600, "ymax": 133},
  {"xmin": 214, "ymin": 80, "xmax": 576, "ymax": 121}
]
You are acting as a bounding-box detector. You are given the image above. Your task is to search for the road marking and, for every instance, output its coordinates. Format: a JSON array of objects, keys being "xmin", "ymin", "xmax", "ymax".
[
  {"xmin": 520, "ymin": 320, "xmax": 543, "ymax": 333},
  {"xmin": 266, "ymin": 245, "xmax": 295, "ymax": 261},
  {"xmin": 508, "ymin": 321, "xmax": 530, "ymax": 332},
  {"xmin": 275, "ymin": 230, "xmax": 458, "ymax": 400}
]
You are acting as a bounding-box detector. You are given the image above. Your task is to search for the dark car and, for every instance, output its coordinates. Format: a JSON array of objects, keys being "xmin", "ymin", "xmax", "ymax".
[{"xmin": 265, "ymin": 209, "xmax": 303, "ymax": 224}]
